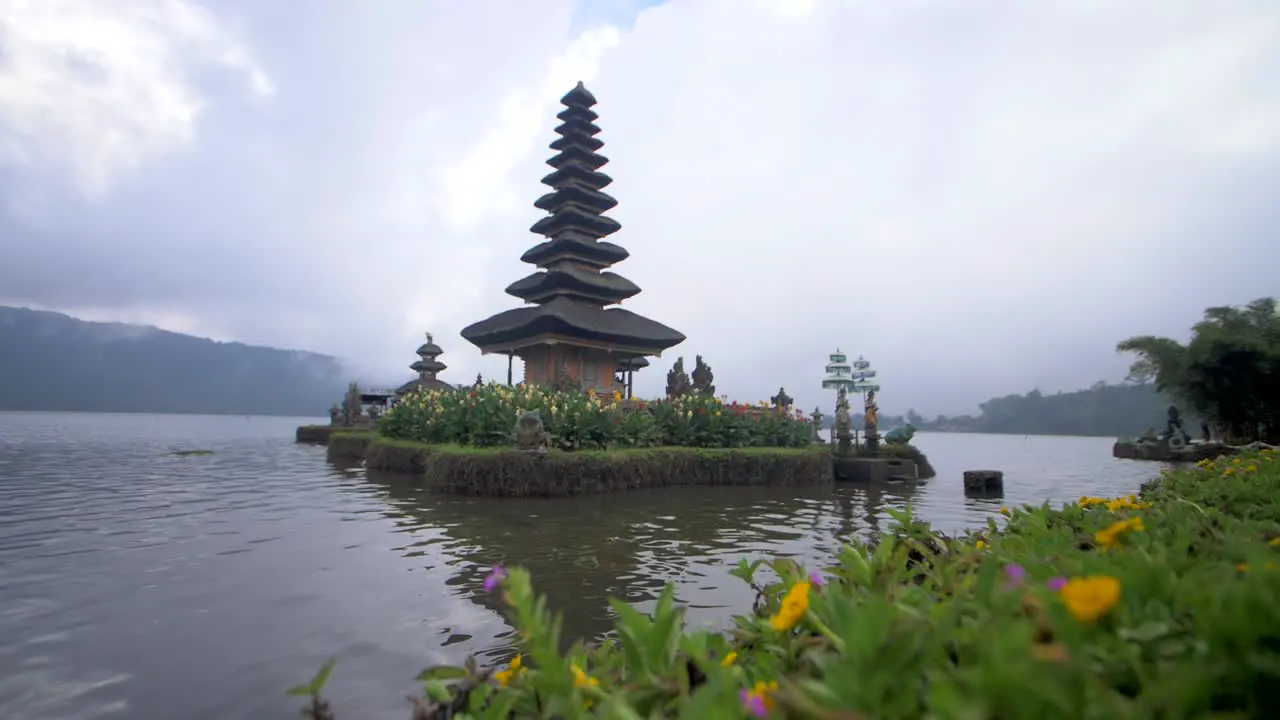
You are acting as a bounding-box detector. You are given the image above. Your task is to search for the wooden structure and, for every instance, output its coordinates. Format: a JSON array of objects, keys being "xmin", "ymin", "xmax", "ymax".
[{"xmin": 460, "ymin": 82, "xmax": 685, "ymax": 393}]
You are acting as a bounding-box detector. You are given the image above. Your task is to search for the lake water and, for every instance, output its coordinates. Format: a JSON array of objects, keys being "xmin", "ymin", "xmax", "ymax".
[{"xmin": 0, "ymin": 411, "xmax": 1163, "ymax": 719}]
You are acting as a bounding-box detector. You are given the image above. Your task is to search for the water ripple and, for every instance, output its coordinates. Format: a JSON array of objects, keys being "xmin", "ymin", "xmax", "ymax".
[{"xmin": 0, "ymin": 412, "xmax": 1163, "ymax": 719}]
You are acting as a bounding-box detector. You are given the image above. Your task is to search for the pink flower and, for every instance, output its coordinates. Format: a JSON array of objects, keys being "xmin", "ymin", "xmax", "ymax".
[
  {"xmin": 1003, "ymin": 564, "xmax": 1027, "ymax": 587},
  {"xmin": 483, "ymin": 564, "xmax": 507, "ymax": 592},
  {"xmin": 809, "ymin": 570, "xmax": 826, "ymax": 587},
  {"xmin": 1047, "ymin": 576, "xmax": 1068, "ymax": 592},
  {"xmin": 740, "ymin": 688, "xmax": 769, "ymax": 718}
]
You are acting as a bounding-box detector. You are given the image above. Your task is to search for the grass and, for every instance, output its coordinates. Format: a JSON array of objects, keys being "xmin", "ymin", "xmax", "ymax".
[{"xmin": 292, "ymin": 445, "xmax": 1280, "ymax": 718}]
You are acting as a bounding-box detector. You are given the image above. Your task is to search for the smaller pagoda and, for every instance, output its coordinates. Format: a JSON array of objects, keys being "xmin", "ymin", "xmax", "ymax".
[{"xmin": 396, "ymin": 332, "xmax": 454, "ymax": 397}]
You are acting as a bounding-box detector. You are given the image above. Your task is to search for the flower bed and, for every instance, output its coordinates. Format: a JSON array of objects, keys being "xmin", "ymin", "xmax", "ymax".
[
  {"xmin": 290, "ymin": 446, "xmax": 1280, "ymax": 718},
  {"xmin": 379, "ymin": 384, "xmax": 813, "ymax": 450}
]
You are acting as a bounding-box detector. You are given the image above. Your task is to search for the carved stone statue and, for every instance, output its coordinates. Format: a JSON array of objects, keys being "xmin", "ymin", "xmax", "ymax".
[
  {"xmin": 834, "ymin": 387, "xmax": 854, "ymax": 454},
  {"xmin": 474, "ymin": 373, "xmax": 484, "ymax": 388},
  {"xmin": 329, "ymin": 404, "xmax": 342, "ymax": 426},
  {"xmin": 342, "ymin": 382, "xmax": 362, "ymax": 427},
  {"xmin": 863, "ymin": 389, "xmax": 880, "ymax": 451},
  {"xmin": 1164, "ymin": 405, "xmax": 1189, "ymax": 443},
  {"xmin": 810, "ymin": 407, "xmax": 825, "ymax": 443},
  {"xmin": 691, "ymin": 355, "xmax": 716, "ymax": 396},
  {"xmin": 513, "ymin": 409, "xmax": 549, "ymax": 454},
  {"xmin": 884, "ymin": 422, "xmax": 916, "ymax": 446},
  {"xmin": 550, "ymin": 361, "xmax": 576, "ymax": 393},
  {"xmin": 665, "ymin": 357, "xmax": 691, "ymax": 399},
  {"xmin": 771, "ymin": 387, "xmax": 793, "ymax": 410}
]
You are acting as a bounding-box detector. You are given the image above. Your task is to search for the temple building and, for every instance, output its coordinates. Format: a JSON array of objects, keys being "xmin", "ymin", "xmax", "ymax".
[
  {"xmin": 396, "ymin": 332, "xmax": 454, "ymax": 397},
  {"xmin": 460, "ymin": 82, "xmax": 685, "ymax": 392}
]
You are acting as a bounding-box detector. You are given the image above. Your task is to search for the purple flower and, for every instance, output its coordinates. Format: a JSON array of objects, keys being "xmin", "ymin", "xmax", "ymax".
[
  {"xmin": 1047, "ymin": 576, "xmax": 1068, "ymax": 592},
  {"xmin": 740, "ymin": 688, "xmax": 768, "ymax": 718},
  {"xmin": 809, "ymin": 571, "xmax": 826, "ymax": 587},
  {"xmin": 483, "ymin": 564, "xmax": 507, "ymax": 593},
  {"xmin": 1003, "ymin": 564, "xmax": 1027, "ymax": 588}
]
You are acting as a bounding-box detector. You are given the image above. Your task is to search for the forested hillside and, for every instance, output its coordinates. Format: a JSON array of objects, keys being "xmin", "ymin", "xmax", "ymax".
[
  {"xmin": 910, "ymin": 381, "xmax": 1187, "ymax": 437},
  {"xmin": 0, "ymin": 306, "xmax": 349, "ymax": 416}
]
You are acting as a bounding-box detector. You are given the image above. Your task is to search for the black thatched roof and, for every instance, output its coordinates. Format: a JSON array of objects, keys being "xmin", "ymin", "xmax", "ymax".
[
  {"xmin": 617, "ymin": 356, "xmax": 650, "ymax": 371},
  {"xmin": 415, "ymin": 341, "xmax": 444, "ymax": 357},
  {"xmin": 395, "ymin": 377, "xmax": 454, "ymax": 396},
  {"xmin": 520, "ymin": 236, "xmax": 629, "ymax": 268},
  {"xmin": 460, "ymin": 296, "xmax": 684, "ymax": 354},
  {"xmin": 410, "ymin": 358, "xmax": 447, "ymax": 374},
  {"xmin": 505, "ymin": 265, "xmax": 640, "ymax": 304}
]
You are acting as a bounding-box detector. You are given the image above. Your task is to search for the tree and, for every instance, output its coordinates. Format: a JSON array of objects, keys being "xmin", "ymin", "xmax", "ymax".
[
  {"xmin": 1117, "ymin": 297, "xmax": 1279, "ymax": 442},
  {"xmin": 905, "ymin": 408, "xmax": 924, "ymax": 425}
]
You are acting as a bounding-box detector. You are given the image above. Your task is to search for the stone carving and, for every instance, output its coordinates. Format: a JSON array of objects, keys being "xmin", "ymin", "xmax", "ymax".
[
  {"xmin": 771, "ymin": 387, "xmax": 793, "ymax": 410},
  {"xmin": 834, "ymin": 387, "xmax": 854, "ymax": 454},
  {"xmin": 665, "ymin": 357, "xmax": 691, "ymax": 398},
  {"xmin": 329, "ymin": 404, "xmax": 342, "ymax": 426},
  {"xmin": 691, "ymin": 355, "xmax": 716, "ymax": 396},
  {"xmin": 863, "ymin": 389, "xmax": 880, "ymax": 452},
  {"xmin": 550, "ymin": 361, "xmax": 577, "ymax": 393},
  {"xmin": 884, "ymin": 422, "xmax": 916, "ymax": 446},
  {"xmin": 1164, "ymin": 405, "xmax": 1189, "ymax": 445},
  {"xmin": 474, "ymin": 373, "xmax": 484, "ymax": 388},
  {"xmin": 513, "ymin": 409, "xmax": 549, "ymax": 454},
  {"xmin": 810, "ymin": 407, "xmax": 825, "ymax": 443},
  {"xmin": 342, "ymin": 382, "xmax": 362, "ymax": 427}
]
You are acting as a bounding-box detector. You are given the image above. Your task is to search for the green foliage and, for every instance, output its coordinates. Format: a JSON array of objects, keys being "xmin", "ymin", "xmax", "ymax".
[
  {"xmin": 1117, "ymin": 297, "xmax": 1279, "ymax": 442},
  {"xmin": 379, "ymin": 384, "xmax": 814, "ymax": 450},
  {"xmin": 919, "ymin": 381, "xmax": 1187, "ymax": 437},
  {"xmin": 291, "ymin": 446, "xmax": 1280, "ymax": 718}
]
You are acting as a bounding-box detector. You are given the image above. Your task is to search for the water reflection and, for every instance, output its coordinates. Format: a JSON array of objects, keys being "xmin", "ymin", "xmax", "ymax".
[{"xmin": 354, "ymin": 462, "xmax": 929, "ymax": 643}]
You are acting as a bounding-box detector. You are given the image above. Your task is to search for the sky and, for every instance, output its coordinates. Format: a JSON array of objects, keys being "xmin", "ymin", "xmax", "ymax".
[{"xmin": 0, "ymin": 0, "xmax": 1277, "ymax": 418}]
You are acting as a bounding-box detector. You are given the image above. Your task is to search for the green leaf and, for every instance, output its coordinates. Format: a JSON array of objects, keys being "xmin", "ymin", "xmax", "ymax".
[
  {"xmin": 423, "ymin": 679, "xmax": 452, "ymax": 703},
  {"xmin": 415, "ymin": 665, "xmax": 469, "ymax": 682}
]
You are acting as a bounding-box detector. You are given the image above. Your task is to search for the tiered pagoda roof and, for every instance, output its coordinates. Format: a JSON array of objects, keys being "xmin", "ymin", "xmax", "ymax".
[
  {"xmin": 461, "ymin": 82, "xmax": 685, "ymax": 356},
  {"xmin": 396, "ymin": 333, "xmax": 454, "ymax": 396}
]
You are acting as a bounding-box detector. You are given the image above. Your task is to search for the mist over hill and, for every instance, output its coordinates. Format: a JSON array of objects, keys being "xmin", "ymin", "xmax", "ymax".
[{"xmin": 0, "ymin": 307, "xmax": 351, "ymax": 416}]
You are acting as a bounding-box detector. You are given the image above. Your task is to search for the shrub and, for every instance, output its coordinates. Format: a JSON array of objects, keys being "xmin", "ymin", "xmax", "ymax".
[
  {"xmin": 291, "ymin": 447, "xmax": 1280, "ymax": 719},
  {"xmin": 378, "ymin": 383, "xmax": 813, "ymax": 450}
]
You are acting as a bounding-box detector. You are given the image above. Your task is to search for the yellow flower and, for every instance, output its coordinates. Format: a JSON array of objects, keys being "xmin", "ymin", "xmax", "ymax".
[
  {"xmin": 976, "ymin": 540, "xmax": 989, "ymax": 550},
  {"xmin": 570, "ymin": 663, "xmax": 599, "ymax": 689},
  {"xmin": 494, "ymin": 654, "xmax": 525, "ymax": 686},
  {"xmin": 1268, "ymin": 537, "xmax": 1280, "ymax": 547},
  {"xmin": 1000, "ymin": 507, "xmax": 1011, "ymax": 516},
  {"xmin": 721, "ymin": 651, "xmax": 738, "ymax": 666},
  {"xmin": 769, "ymin": 581, "xmax": 811, "ymax": 631},
  {"xmin": 1096, "ymin": 517, "xmax": 1144, "ymax": 548},
  {"xmin": 1059, "ymin": 575, "xmax": 1121, "ymax": 623}
]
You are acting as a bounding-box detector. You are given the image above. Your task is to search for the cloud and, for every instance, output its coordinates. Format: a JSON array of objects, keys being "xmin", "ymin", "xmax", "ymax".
[{"xmin": 1, "ymin": 0, "xmax": 1278, "ymax": 417}]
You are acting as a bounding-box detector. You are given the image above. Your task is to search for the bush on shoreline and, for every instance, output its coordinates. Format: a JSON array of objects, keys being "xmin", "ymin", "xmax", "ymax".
[
  {"xmin": 379, "ymin": 384, "xmax": 813, "ymax": 450},
  {"xmin": 292, "ymin": 447, "xmax": 1280, "ymax": 719}
]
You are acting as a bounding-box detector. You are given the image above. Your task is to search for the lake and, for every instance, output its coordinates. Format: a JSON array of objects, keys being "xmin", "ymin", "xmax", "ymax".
[{"xmin": 0, "ymin": 411, "xmax": 1162, "ymax": 719}]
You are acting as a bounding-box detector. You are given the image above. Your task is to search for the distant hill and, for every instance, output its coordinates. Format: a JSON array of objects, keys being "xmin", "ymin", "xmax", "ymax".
[
  {"xmin": 911, "ymin": 381, "xmax": 1193, "ymax": 438},
  {"xmin": 0, "ymin": 306, "xmax": 349, "ymax": 416}
]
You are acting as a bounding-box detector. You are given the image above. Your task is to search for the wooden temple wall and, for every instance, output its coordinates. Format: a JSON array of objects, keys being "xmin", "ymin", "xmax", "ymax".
[{"xmin": 519, "ymin": 345, "xmax": 623, "ymax": 394}]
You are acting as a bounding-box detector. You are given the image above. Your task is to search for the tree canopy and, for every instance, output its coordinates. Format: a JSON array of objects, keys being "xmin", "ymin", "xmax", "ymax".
[{"xmin": 1117, "ymin": 297, "xmax": 1278, "ymax": 442}]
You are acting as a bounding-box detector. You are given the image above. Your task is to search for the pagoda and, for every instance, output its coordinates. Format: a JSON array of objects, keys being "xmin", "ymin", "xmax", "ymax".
[
  {"xmin": 460, "ymin": 82, "xmax": 685, "ymax": 391},
  {"xmin": 822, "ymin": 348, "xmax": 855, "ymax": 393},
  {"xmin": 396, "ymin": 332, "xmax": 454, "ymax": 397}
]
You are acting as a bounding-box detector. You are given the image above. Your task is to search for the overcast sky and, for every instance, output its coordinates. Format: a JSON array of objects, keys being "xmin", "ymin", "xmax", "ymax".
[{"xmin": 1, "ymin": 0, "xmax": 1277, "ymax": 417}]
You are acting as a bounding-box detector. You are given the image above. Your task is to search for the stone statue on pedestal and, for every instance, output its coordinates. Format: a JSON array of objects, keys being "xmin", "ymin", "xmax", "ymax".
[
  {"xmin": 665, "ymin": 357, "xmax": 691, "ymax": 398},
  {"xmin": 513, "ymin": 409, "xmax": 549, "ymax": 455},
  {"xmin": 863, "ymin": 389, "xmax": 880, "ymax": 452},
  {"xmin": 834, "ymin": 387, "xmax": 854, "ymax": 454},
  {"xmin": 691, "ymin": 355, "xmax": 716, "ymax": 396},
  {"xmin": 771, "ymin": 387, "xmax": 793, "ymax": 410}
]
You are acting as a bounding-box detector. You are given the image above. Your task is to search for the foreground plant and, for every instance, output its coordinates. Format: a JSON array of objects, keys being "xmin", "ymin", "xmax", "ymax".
[{"xmin": 291, "ymin": 447, "xmax": 1280, "ymax": 718}]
